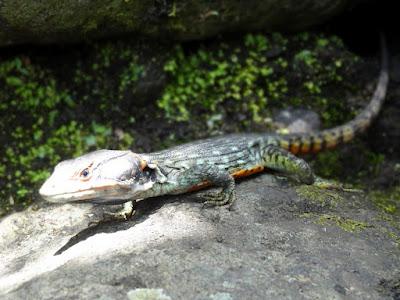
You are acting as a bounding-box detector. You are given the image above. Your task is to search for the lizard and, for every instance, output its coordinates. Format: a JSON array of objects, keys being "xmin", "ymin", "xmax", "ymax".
[{"xmin": 39, "ymin": 34, "xmax": 389, "ymax": 220}]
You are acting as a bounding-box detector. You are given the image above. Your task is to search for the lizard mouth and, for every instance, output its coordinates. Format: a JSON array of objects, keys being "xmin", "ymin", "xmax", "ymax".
[
  {"xmin": 39, "ymin": 188, "xmax": 98, "ymax": 203},
  {"xmin": 39, "ymin": 181, "xmax": 128, "ymax": 203}
]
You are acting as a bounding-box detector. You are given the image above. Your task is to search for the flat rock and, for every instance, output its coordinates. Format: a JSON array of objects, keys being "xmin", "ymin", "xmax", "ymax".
[{"xmin": 0, "ymin": 174, "xmax": 399, "ymax": 299}]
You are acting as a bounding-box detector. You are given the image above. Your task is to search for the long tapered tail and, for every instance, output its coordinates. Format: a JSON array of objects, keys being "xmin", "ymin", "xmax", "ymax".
[{"xmin": 278, "ymin": 33, "xmax": 389, "ymax": 155}]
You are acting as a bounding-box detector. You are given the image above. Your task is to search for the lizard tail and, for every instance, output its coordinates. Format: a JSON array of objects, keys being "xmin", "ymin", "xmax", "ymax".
[{"xmin": 278, "ymin": 33, "xmax": 389, "ymax": 155}]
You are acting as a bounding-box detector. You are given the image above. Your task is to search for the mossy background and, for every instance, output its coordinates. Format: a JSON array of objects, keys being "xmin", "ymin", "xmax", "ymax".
[{"xmin": 0, "ymin": 32, "xmax": 397, "ymax": 217}]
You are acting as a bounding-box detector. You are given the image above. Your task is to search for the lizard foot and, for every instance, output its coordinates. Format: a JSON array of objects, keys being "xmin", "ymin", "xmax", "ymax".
[
  {"xmin": 103, "ymin": 200, "xmax": 136, "ymax": 220},
  {"xmin": 88, "ymin": 201, "xmax": 136, "ymax": 226},
  {"xmin": 202, "ymin": 189, "xmax": 236, "ymax": 208}
]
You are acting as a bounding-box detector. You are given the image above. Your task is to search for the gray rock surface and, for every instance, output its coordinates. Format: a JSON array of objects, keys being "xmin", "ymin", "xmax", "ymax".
[
  {"xmin": 273, "ymin": 108, "xmax": 322, "ymax": 134},
  {"xmin": 0, "ymin": 0, "xmax": 363, "ymax": 46},
  {"xmin": 0, "ymin": 174, "xmax": 399, "ymax": 299}
]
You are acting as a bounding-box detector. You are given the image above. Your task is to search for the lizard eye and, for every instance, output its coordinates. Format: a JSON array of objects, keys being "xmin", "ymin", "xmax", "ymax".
[{"xmin": 80, "ymin": 168, "xmax": 90, "ymax": 178}]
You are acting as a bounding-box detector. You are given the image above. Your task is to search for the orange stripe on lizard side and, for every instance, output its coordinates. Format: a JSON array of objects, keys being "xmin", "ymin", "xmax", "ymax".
[
  {"xmin": 186, "ymin": 181, "xmax": 211, "ymax": 193},
  {"xmin": 186, "ymin": 166, "xmax": 265, "ymax": 193},
  {"xmin": 232, "ymin": 166, "xmax": 265, "ymax": 179}
]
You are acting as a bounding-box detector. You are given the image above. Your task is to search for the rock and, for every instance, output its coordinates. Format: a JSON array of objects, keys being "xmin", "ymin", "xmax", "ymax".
[
  {"xmin": 0, "ymin": 0, "xmax": 364, "ymax": 47},
  {"xmin": 0, "ymin": 174, "xmax": 399, "ymax": 299},
  {"xmin": 273, "ymin": 108, "xmax": 321, "ymax": 133}
]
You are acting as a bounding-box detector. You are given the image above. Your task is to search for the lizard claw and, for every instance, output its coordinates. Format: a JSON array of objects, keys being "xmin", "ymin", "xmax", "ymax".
[
  {"xmin": 104, "ymin": 200, "xmax": 136, "ymax": 220},
  {"xmin": 201, "ymin": 190, "xmax": 236, "ymax": 208},
  {"xmin": 102, "ymin": 209, "xmax": 134, "ymax": 221},
  {"xmin": 88, "ymin": 201, "xmax": 136, "ymax": 226}
]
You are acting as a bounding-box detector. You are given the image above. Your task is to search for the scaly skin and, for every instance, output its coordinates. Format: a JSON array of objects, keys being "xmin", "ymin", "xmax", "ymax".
[{"xmin": 39, "ymin": 35, "xmax": 389, "ymax": 218}]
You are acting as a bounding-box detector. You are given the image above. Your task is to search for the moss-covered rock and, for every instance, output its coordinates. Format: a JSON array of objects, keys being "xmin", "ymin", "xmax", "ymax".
[
  {"xmin": 0, "ymin": 0, "xmax": 364, "ymax": 46},
  {"xmin": 158, "ymin": 33, "xmax": 360, "ymax": 128}
]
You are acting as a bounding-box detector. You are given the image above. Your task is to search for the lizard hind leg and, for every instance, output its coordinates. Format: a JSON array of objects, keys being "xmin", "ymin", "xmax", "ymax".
[
  {"xmin": 262, "ymin": 145, "xmax": 358, "ymax": 192},
  {"xmin": 262, "ymin": 145, "xmax": 315, "ymax": 185}
]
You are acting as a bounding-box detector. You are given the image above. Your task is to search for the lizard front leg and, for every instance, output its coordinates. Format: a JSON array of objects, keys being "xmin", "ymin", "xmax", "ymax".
[
  {"xmin": 88, "ymin": 201, "xmax": 136, "ymax": 226},
  {"xmin": 103, "ymin": 200, "xmax": 136, "ymax": 221},
  {"xmin": 201, "ymin": 169, "xmax": 236, "ymax": 207},
  {"xmin": 175, "ymin": 164, "xmax": 236, "ymax": 207}
]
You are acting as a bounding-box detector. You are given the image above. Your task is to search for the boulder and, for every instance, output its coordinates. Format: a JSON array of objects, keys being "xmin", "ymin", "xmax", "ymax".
[
  {"xmin": 0, "ymin": 174, "xmax": 399, "ymax": 299},
  {"xmin": 0, "ymin": 0, "xmax": 363, "ymax": 46}
]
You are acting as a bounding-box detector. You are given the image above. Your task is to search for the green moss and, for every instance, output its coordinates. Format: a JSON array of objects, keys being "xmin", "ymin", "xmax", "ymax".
[
  {"xmin": 385, "ymin": 231, "xmax": 400, "ymax": 246},
  {"xmin": 312, "ymin": 142, "xmax": 386, "ymax": 182},
  {"xmin": 157, "ymin": 32, "xmax": 360, "ymax": 128},
  {"xmin": 300, "ymin": 212, "xmax": 373, "ymax": 233},
  {"xmin": 374, "ymin": 213, "xmax": 400, "ymax": 246},
  {"xmin": 73, "ymin": 41, "xmax": 145, "ymax": 113},
  {"xmin": 370, "ymin": 187, "xmax": 400, "ymax": 215},
  {"xmin": 296, "ymin": 185, "xmax": 343, "ymax": 208},
  {"xmin": 311, "ymin": 150, "xmax": 342, "ymax": 179},
  {"xmin": 317, "ymin": 214, "xmax": 372, "ymax": 232}
]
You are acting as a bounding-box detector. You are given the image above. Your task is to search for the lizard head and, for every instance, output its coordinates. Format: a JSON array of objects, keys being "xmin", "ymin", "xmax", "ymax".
[{"xmin": 39, "ymin": 150, "xmax": 158, "ymax": 204}]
